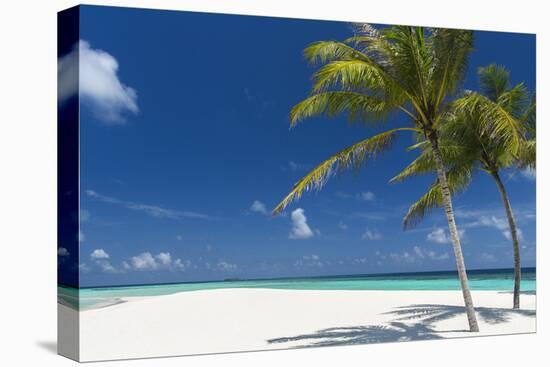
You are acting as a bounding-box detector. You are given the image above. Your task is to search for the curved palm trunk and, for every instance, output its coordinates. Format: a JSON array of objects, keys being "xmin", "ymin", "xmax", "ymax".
[
  {"xmin": 428, "ymin": 134, "xmax": 479, "ymax": 332},
  {"xmin": 491, "ymin": 171, "xmax": 521, "ymax": 309}
]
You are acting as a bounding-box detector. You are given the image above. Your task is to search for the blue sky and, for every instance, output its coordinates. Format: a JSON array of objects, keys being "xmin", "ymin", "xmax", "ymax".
[{"xmin": 60, "ymin": 6, "xmax": 535, "ymax": 287}]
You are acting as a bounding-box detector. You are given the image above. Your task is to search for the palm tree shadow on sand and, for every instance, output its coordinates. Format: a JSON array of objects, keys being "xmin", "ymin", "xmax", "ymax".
[{"xmin": 267, "ymin": 304, "xmax": 535, "ymax": 348}]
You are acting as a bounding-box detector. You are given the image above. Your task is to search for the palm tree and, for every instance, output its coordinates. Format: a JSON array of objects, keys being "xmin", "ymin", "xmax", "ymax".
[
  {"xmin": 268, "ymin": 24, "xmax": 524, "ymax": 332},
  {"xmin": 391, "ymin": 64, "xmax": 535, "ymax": 309}
]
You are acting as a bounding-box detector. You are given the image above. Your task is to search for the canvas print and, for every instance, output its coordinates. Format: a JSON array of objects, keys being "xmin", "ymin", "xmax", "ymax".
[{"xmin": 57, "ymin": 5, "xmax": 536, "ymax": 362}]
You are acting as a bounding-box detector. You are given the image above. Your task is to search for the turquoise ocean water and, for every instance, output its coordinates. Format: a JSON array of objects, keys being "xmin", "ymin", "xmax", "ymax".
[{"xmin": 59, "ymin": 267, "xmax": 535, "ymax": 311}]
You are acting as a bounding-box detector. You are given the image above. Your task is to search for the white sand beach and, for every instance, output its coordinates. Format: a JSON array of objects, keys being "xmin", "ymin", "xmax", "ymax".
[{"xmin": 65, "ymin": 289, "xmax": 536, "ymax": 361}]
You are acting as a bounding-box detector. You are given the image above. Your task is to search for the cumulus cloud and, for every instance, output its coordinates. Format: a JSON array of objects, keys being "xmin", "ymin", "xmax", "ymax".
[
  {"xmin": 156, "ymin": 252, "xmax": 172, "ymax": 266},
  {"xmin": 465, "ymin": 215, "xmax": 523, "ymax": 241},
  {"xmin": 130, "ymin": 252, "xmax": 158, "ymax": 270},
  {"xmin": 96, "ymin": 260, "xmax": 118, "ymax": 273},
  {"xmin": 294, "ymin": 254, "xmax": 324, "ymax": 268},
  {"xmin": 86, "ymin": 190, "xmax": 210, "ymax": 220},
  {"xmin": 90, "ymin": 249, "xmax": 110, "ymax": 260},
  {"xmin": 289, "ymin": 208, "xmax": 314, "ymax": 239},
  {"xmin": 388, "ymin": 246, "xmax": 449, "ymax": 263},
  {"xmin": 426, "ymin": 227, "xmax": 464, "ymax": 244},
  {"xmin": 504, "ymin": 228, "xmax": 524, "ymax": 241},
  {"xmin": 89, "ymin": 249, "xmax": 120, "ymax": 273},
  {"xmin": 174, "ymin": 258, "xmax": 192, "ymax": 270},
  {"xmin": 86, "ymin": 248, "xmax": 191, "ymax": 273},
  {"xmin": 217, "ymin": 260, "xmax": 238, "ymax": 272},
  {"xmin": 250, "ymin": 200, "xmax": 268, "ymax": 215},
  {"xmin": 58, "ymin": 40, "xmax": 138, "ymax": 123},
  {"xmin": 129, "ymin": 251, "xmax": 190, "ymax": 271},
  {"xmin": 58, "ymin": 247, "xmax": 70, "ymax": 257},
  {"xmin": 362, "ymin": 229, "xmax": 383, "ymax": 241}
]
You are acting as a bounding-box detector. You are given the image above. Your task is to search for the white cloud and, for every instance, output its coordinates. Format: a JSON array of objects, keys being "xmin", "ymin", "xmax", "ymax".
[
  {"xmin": 289, "ymin": 208, "xmax": 314, "ymax": 239},
  {"xmin": 174, "ymin": 258, "xmax": 192, "ymax": 270},
  {"xmin": 521, "ymin": 168, "xmax": 536, "ymax": 181},
  {"xmin": 389, "ymin": 246, "xmax": 449, "ymax": 263},
  {"xmin": 362, "ymin": 229, "xmax": 383, "ymax": 241},
  {"xmin": 217, "ymin": 260, "xmax": 238, "ymax": 272},
  {"xmin": 86, "ymin": 190, "xmax": 210, "ymax": 220},
  {"xmin": 426, "ymin": 227, "xmax": 464, "ymax": 244},
  {"xmin": 250, "ymin": 200, "xmax": 268, "ymax": 215},
  {"xmin": 358, "ymin": 191, "xmax": 376, "ymax": 201},
  {"xmin": 156, "ymin": 252, "xmax": 172, "ymax": 266},
  {"xmin": 58, "ymin": 247, "xmax": 70, "ymax": 257},
  {"xmin": 465, "ymin": 215, "xmax": 523, "ymax": 241},
  {"xmin": 336, "ymin": 191, "xmax": 376, "ymax": 201},
  {"xmin": 353, "ymin": 257, "xmax": 368, "ymax": 264},
  {"xmin": 129, "ymin": 251, "xmax": 190, "ymax": 271},
  {"xmin": 89, "ymin": 248, "xmax": 121, "ymax": 273},
  {"xmin": 338, "ymin": 221, "xmax": 348, "ymax": 230},
  {"xmin": 390, "ymin": 251, "xmax": 416, "ymax": 263},
  {"xmin": 96, "ymin": 260, "xmax": 118, "ymax": 273},
  {"xmin": 90, "ymin": 249, "xmax": 109, "ymax": 260},
  {"xmin": 58, "ymin": 40, "xmax": 138, "ymax": 123},
  {"xmin": 130, "ymin": 252, "xmax": 158, "ymax": 270},
  {"xmin": 504, "ymin": 228, "xmax": 524, "ymax": 242},
  {"xmin": 176, "ymin": 235, "xmax": 183, "ymax": 241},
  {"xmin": 294, "ymin": 254, "xmax": 324, "ymax": 268},
  {"xmin": 78, "ymin": 230, "xmax": 85, "ymax": 243}
]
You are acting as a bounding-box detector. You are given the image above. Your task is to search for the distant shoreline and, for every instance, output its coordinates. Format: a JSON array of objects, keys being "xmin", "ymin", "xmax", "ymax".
[{"xmin": 60, "ymin": 266, "xmax": 536, "ymax": 290}]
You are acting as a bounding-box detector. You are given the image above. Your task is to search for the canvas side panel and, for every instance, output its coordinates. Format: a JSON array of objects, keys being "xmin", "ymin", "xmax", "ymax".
[{"xmin": 57, "ymin": 5, "xmax": 80, "ymax": 362}]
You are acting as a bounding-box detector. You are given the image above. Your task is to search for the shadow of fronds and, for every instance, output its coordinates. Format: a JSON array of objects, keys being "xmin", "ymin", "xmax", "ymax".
[
  {"xmin": 386, "ymin": 304, "xmax": 536, "ymax": 325},
  {"xmin": 268, "ymin": 322, "xmax": 444, "ymax": 347}
]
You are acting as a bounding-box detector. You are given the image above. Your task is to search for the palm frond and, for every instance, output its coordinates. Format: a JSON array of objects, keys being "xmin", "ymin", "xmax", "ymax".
[
  {"xmin": 497, "ymin": 82, "xmax": 528, "ymax": 118},
  {"xmin": 478, "ymin": 64, "xmax": 510, "ymax": 101},
  {"xmin": 521, "ymin": 93, "xmax": 536, "ymax": 138},
  {"xmin": 518, "ymin": 139, "xmax": 536, "ymax": 169},
  {"xmin": 431, "ymin": 28, "xmax": 474, "ymax": 110},
  {"xmin": 403, "ymin": 163, "xmax": 473, "ymax": 229},
  {"xmin": 390, "ymin": 144, "xmax": 469, "ymax": 183},
  {"xmin": 290, "ymin": 91, "xmax": 393, "ymax": 126},
  {"xmin": 453, "ymin": 92, "xmax": 522, "ymax": 154},
  {"xmin": 273, "ymin": 127, "xmax": 418, "ymax": 214},
  {"xmin": 303, "ymin": 41, "xmax": 371, "ymax": 65},
  {"xmin": 311, "ymin": 60, "xmax": 388, "ymax": 94}
]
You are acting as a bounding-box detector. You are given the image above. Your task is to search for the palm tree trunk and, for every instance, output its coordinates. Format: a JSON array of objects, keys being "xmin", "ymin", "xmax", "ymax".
[
  {"xmin": 428, "ymin": 133, "xmax": 479, "ymax": 332},
  {"xmin": 491, "ymin": 170, "xmax": 521, "ymax": 309}
]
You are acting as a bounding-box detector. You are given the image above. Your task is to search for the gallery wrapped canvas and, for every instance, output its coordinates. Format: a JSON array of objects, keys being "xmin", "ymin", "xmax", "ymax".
[{"xmin": 58, "ymin": 4, "xmax": 536, "ymax": 362}]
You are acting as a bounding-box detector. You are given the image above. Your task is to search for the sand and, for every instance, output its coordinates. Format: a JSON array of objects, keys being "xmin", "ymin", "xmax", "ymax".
[{"xmin": 63, "ymin": 289, "xmax": 536, "ymax": 361}]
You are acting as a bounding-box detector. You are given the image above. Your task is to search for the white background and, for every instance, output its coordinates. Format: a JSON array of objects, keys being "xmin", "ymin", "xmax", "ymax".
[{"xmin": 0, "ymin": 0, "xmax": 547, "ymax": 366}]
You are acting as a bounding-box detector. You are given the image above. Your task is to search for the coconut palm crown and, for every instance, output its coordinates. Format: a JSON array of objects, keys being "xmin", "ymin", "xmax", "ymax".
[
  {"xmin": 391, "ymin": 64, "xmax": 535, "ymax": 308},
  {"xmin": 270, "ymin": 25, "xmax": 528, "ymax": 331}
]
